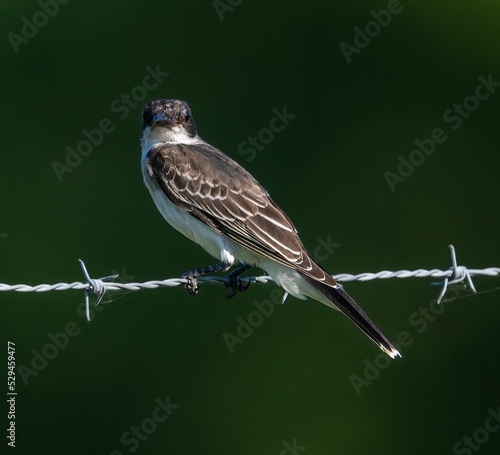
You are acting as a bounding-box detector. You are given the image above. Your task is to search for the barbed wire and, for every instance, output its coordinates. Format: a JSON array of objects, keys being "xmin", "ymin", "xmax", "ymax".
[{"xmin": 1, "ymin": 245, "xmax": 498, "ymax": 321}]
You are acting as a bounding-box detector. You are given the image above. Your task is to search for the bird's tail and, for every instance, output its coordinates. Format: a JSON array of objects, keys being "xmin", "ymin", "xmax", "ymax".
[{"xmin": 301, "ymin": 274, "xmax": 401, "ymax": 359}]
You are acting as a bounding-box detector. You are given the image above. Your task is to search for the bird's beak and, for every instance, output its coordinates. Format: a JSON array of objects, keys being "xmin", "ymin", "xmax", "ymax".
[{"xmin": 151, "ymin": 113, "xmax": 172, "ymax": 127}]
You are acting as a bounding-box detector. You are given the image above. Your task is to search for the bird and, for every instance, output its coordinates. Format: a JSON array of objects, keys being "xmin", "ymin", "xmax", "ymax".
[{"xmin": 140, "ymin": 98, "xmax": 400, "ymax": 359}]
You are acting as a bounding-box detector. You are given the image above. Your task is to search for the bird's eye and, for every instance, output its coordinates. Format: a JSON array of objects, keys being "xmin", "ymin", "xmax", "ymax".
[{"xmin": 184, "ymin": 110, "xmax": 191, "ymax": 122}]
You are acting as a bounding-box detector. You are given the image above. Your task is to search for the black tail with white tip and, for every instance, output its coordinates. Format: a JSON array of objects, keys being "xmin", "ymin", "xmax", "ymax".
[{"xmin": 301, "ymin": 275, "xmax": 401, "ymax": 359}]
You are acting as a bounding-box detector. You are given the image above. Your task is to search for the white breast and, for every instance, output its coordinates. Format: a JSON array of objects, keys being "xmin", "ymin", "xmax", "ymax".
[{"xmin": 142, "ymin": 145, "xmax": 240, "ymax": 267}]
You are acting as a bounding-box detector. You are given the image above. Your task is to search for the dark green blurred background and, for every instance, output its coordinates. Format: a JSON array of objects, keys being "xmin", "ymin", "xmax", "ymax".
[{"xmin": 1, "ymin": 1, "xmax": 500, "ymax": 454}]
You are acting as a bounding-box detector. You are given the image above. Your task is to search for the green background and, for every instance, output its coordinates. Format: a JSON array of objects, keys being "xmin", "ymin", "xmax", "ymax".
[{"xmin": 1, "ymin": 1, "xmax": 500, "ymax": 454}]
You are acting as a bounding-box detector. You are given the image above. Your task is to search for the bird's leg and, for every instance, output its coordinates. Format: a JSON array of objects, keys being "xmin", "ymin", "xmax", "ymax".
[
  {"xmin": 223, "ymin": 263, "xmax": 253, "ymax": 298},
  {"xmin": 180, "ymin": 261, "xmax": 231, "ymax": 295}
]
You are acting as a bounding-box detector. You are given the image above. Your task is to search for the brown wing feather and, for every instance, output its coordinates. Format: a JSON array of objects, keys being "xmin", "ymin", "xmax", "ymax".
[{"xmin": 146, "ymin": 142, "xmax": 336, "ymax": 287}]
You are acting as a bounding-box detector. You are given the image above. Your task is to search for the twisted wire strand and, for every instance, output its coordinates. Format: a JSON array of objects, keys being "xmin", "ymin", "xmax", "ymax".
[
  {"xmin": 1, "ymin": 267, "xmax": 499, "ymax": 293},
  {"xmin": 1, "ymin": 245, "xmax": 494, "ymax": 323},
  {"xmin": 1, "ymin": 245, "xmax": 499, "ymax": 320}
]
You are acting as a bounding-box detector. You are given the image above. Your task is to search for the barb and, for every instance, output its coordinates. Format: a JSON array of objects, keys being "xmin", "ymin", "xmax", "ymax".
[
  {"xmin": 436, "ymin": 245, "xmax": 477, "ymax": 304},
  {"xmin": 0, "ymin": 246, "xmax": 498, "ymax": 307},
  {"xmin": 78, "ymin": 259, "xmax": 118, "ymax": 321}
]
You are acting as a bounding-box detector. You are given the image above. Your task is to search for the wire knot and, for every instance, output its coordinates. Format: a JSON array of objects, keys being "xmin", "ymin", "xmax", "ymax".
[
  {"xmin": 448, "ymin": 265, "xmax": 469, "ymax": 283},
  {"xmin": 437, "ymin": 245, "xmax": 477, "ymax": 303},
  {"xmin": 88, "ymin": 277, "xmax": 106, "ymax": 294},
  {"xmin": 78, "ymin": 259, "xmax": 118, "ymax": 321}
]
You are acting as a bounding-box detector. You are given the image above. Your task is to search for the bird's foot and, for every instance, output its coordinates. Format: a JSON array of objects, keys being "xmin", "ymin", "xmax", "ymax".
[
  {"xmin": 180, "ymin": 272, "xmax": 199, "ymax": 295},
  {"xmin": 180, "ymin": 261, "xmax": 233, "ymax": 295},
  {"xmin": 223, "ymin": 263, "xmax": 253, "ymax": 298},
  {"xmin": 223, "ymin": 275, "xmax": 251, "ymax": 299}
]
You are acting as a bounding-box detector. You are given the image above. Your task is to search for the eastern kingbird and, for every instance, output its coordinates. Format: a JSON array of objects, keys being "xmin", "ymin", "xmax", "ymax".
[{"xmin": 141, "ymin": 99, "xmax": 400, "ymax": 358}]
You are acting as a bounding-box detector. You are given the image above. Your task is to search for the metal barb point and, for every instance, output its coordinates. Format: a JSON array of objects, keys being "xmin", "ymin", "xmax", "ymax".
[
  {"xmin": 78, "ymin": 259, "xmax": 118, "ymax": 321},
  {"xmin": 437, "ymin": 245, "xmax": 477, "ymax": 304}
]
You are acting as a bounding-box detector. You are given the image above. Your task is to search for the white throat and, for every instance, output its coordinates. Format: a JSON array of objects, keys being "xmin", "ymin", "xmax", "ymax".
[{"xmin": 141, "ymin": 125, "xmax": 203, "ymax": 154}]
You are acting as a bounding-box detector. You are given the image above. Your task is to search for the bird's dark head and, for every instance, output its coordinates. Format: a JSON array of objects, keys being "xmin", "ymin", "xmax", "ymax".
[{"xmin": 141, "ymin": 99, "xmax": 198, "ymax": 145}]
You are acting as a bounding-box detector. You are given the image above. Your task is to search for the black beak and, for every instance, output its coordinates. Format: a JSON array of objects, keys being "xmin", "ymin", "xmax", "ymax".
[{"xmin": 151, "ymin": 113, "xmax": 172, "ymax": 127}]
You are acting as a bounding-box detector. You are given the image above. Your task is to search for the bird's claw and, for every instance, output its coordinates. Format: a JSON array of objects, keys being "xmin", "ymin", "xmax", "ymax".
[
  {"xmin": 223, "ymin": 276, "xmax": 251, "ymax": 299},
  {"xmin": 180, "ymin": 273, "xmax": 199, "ymax": 295}
]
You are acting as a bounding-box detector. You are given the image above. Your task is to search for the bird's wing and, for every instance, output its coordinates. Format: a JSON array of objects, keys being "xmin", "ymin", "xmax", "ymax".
[{"xmin": 145, "ymin": 142, "xmax": 337, "ymax": 287}]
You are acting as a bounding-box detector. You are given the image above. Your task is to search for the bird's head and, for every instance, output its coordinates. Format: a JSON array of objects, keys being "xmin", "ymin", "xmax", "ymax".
[{"xmin": 141, "ymin": 99, "xmax": 198, "ymax": 149}]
